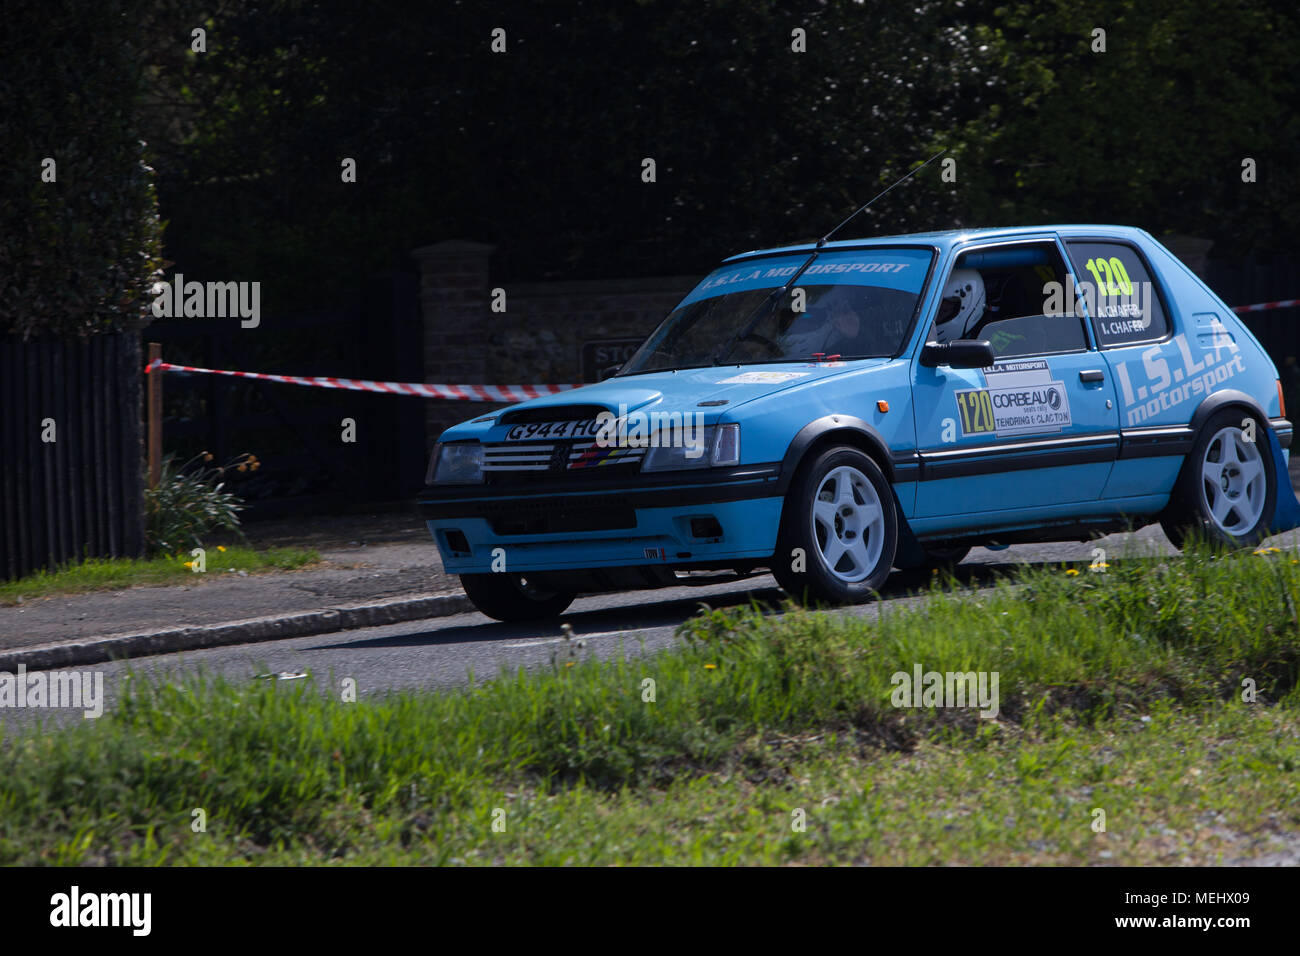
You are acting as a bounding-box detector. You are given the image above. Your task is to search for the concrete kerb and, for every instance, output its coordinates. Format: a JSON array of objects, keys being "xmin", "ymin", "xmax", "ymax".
[{"xmin": 0, "ymin": 592, "xmax": 474, "ymax": 672}]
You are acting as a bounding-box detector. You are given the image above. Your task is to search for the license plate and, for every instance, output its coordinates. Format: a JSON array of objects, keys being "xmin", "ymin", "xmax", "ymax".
[{"xmin": 504, "ymin": 419, "xmax": 603, "ymax": 441}]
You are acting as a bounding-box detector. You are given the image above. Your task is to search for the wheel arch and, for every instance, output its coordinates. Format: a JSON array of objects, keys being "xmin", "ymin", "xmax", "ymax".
[
  {"xmin": 774, "ymin": 415, "xmax": 927, "ymax": 567},
  {"xmin": 1188, "ymin": 389, "xmax": 1268, "ymax": 437},
  {"xmin": 777, "ymin": 415, "xmax": 896, "ymax": 493}
]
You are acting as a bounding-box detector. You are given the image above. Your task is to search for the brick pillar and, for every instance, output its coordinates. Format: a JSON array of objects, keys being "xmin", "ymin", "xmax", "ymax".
[{"xmin": 412, "ymin": 240, "xmax": 497, "ymax": 447}]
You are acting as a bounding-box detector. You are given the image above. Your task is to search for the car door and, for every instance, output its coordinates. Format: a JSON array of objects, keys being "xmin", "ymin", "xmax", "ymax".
[
  {"xmin": 1060, "ymin": 236, "xmax": 1224, "ymax": 502},
  {"xmin": 910, "ymin": 239, "xmax": 1121, "ymax": 524}
]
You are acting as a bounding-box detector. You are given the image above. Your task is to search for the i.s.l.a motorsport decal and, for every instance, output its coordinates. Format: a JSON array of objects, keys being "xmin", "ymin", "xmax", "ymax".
[{"xmin": 954, "ymin": 360, "xmax": 1072, "ymax": 437}]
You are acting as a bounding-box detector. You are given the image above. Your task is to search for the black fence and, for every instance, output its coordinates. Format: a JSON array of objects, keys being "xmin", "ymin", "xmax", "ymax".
[
  {"xmin": 0, "ymin": 332, "xmax": 145, "ymax": 580},
  {"xmin": 1205, "ymin": 254, "xmax": 1300, "ymax": 413},
  {"xmin": 143, "ymin": 271, "xmax": 426, "ymax": 518}
]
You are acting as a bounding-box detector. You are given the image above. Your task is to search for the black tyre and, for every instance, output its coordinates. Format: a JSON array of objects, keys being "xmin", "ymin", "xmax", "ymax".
[
  {"xmin": 459, "ymin": 573, "xmax": 576, "ymax": 622},
  {"xmin": 1160, "ymin": 409, "xmax": 1276, "ymax": 550},
  {"xmin": 772, "ymin": 445, "xmax": 899, "ymax": 604}
]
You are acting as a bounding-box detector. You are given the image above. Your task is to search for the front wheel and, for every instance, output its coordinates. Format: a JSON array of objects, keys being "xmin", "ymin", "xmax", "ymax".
[
  {"xmin": 772, "ymin": 445, "xmax": 898, "ymax": 604},
  {"xmin": 459, "ymin": 573, "xmax": 575, "ymax": 622},
  {"xmin": 1160, "ymin": 409, "xmax": 1276, "ymax": 550}
]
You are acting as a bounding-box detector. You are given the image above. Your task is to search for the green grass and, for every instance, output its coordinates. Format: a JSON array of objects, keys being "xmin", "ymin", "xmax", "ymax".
[
  {"xmin": 0, "ymin": 547, "xmax": 320, "ymax": 606},
  {"xmin": 1, "ymin": 543, "xmax": 1297, "ymax": 864}
]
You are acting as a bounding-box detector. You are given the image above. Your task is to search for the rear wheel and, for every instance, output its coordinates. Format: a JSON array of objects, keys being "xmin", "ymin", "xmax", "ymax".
[
  {"xmin": 772, "ymin": 445, "xmax": 898, "ymax": 604},
  {"xmin": 459, "ymin": 573, "xmax": 575, "ymax": 622},
  {"xmin": 1160, "ymin": 409, "xmax": 1275, "ymax": 549}
]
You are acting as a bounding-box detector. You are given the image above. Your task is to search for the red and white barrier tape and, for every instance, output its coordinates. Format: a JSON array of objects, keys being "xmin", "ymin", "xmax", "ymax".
[
  {"xmin": 146, "ymin": 298, "xmax": 1300, "ymax": 399},
  {"xmin": 144, "ymin": 359, "xmax": 579, "ymax": 402},
  {"xmin": 1234, "ymin": 299, "xmax": 1300, "ymax": 314}
]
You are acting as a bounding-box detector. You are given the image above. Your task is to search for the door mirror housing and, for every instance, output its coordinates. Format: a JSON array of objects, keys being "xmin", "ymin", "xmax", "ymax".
[{"xmin": 921, "ymin": 339, "xmax": 995, "ymax": 369}]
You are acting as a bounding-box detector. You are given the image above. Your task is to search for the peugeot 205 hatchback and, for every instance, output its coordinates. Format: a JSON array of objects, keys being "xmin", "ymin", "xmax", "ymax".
[{"xmin": 420, "ymin": 226, "xmax": 1299, "ymax": 621}]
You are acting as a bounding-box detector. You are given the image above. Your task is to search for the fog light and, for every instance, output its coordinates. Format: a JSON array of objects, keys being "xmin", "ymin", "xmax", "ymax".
[
  {"xmin": 443, "ymin": 529, "xmax": 470, "ymax": 554},
  {"xmin": 690, "ymin": 517, "xmax": 723, "ymax": 538}
]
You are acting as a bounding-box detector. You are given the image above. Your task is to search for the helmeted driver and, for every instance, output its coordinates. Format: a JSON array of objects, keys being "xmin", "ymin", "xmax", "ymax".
[
  {"xmin": 932, "ymin": 268, "xmax": 986, "ymax": 343},
  {"xmin": 778, "ymin": 286, "xmax": 862, "ymax": 358}
]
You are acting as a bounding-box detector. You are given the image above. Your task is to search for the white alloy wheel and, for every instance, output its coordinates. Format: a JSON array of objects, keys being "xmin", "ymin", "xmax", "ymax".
[
  {"xmin": 811, "ymin": 465, "xmax": 885, "ymax": 582},
  {"xmin": 1198, "ymin": 425, "xmax": 1266, "ymax": 536}
]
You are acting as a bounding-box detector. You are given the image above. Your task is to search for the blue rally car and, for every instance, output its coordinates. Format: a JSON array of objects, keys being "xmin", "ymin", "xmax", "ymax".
[{"xmin": 419, "ymin": 226, "xmax": 1300, "ymax": 621}]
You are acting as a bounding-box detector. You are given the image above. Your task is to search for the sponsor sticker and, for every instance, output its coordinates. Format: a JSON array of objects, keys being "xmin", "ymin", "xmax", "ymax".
[{"xmin": 955, "ymin": 360, "xmax": 1072, "ymax": 437}]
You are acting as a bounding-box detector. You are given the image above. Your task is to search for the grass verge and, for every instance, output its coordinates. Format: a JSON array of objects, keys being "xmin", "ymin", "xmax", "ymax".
[
  {"xmin": 0, "ymin": 547, "xmax": 320, "ymax": 606},
  {"xmin": 0, "ymin": 543, "xmax": 1296, "ymax": 864}
]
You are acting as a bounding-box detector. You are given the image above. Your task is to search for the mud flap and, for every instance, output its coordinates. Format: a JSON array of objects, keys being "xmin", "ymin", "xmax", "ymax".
[
  {"xmin": 1267, "ymin": 426, "xmax": 1300, "ymax": 534},
  {"xmin": 892, "ymin": 488, "xmax": 928, "ymax": 569}
]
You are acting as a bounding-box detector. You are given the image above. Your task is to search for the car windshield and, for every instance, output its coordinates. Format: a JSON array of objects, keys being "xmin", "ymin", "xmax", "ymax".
[{"xmin": 620, "ymin": 247, "xmax": 934, "ymax": 374}]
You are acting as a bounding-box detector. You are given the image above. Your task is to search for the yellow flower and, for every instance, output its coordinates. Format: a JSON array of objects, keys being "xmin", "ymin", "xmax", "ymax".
[
  {"xmin": 1065, "ymin": 568, "xmax": 1079, "ymax": 576},
  {"xmin": 217, "ymin": 545, "xmax": 227, "ymax": 552},
  {"xmin": 704, "ymin": 663, "xmax": 717, "ymax": 670},
  {"xmin": 183, "ymin": 561, "xmax": 193, "ymax": 568},
  {"xmin": 564, "ymin": 662, "xmax": 574, "ymax": 668}
]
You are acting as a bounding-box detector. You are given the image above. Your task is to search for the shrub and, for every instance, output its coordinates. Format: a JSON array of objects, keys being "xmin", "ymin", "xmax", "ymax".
[{"xmin": 145, "ymin": 451, "xmax": 259, "ymax": 555}]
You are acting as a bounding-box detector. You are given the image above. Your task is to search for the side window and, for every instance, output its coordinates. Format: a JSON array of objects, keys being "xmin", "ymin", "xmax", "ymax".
[
  {"xmin": 928, "ymin": 241, "xmax": 1088, "ymax": 359},
  {"xmin": 1064, "ymin": 241, "xmax": 1169, "ymax": 347}
]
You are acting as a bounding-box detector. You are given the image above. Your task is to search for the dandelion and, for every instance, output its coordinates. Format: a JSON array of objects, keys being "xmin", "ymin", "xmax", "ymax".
[
  {"xmin": 704, "ymin": 663, "xmax": 717, "ymax": 670},
  {"xmin": 217, "ymin": 545, "xmax": 227, "ymax": 552},
  {"xmin": 183, "ymin": 561, "xmax": 193, "ymax": 568},
  {"xmin": 564, "ymin": 662, "xmax": 574, "ymax": 668},
  {"xmin": 1065, "ymin": 568, "xmax": 1079, "ymax": 576}
]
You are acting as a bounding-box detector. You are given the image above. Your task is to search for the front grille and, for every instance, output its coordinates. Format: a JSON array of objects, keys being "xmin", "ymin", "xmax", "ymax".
[
  {"xmin": 482, "ymin": 443, "xmax": 556, "ymax": 472},
  {"xmin": 481, "ymin": 439, "xmax": 648, "ymax": 481}
]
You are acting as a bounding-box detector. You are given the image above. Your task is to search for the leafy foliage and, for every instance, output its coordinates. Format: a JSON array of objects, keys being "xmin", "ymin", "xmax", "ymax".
[
  {"xmin": 145, "ymin": 451, "xmax": 258, "ymax": 555},
  {"xmin": 136, "ymin": 0, "xmax": 1299, "ymax": 309},
  {"xmin": 0, "ymin": 0, "xmax": 164, "ymax": 338}
]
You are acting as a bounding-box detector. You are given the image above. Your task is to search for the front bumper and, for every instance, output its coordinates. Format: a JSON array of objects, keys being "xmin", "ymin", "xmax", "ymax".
[{"xmin": 418, "ymin": 465, "xmax": 785, "ymax": 574}]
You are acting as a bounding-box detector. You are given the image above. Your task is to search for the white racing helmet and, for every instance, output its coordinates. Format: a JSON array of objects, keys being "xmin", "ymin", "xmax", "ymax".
[{"xmin": 933, "ymin": 269, "xmax": 986, "ymax": 343}]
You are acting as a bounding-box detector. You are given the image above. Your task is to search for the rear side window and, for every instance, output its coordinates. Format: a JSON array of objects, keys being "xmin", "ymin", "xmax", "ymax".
[{"xmin": 1065, "ymin": 241, "xmax": 1169, "ymax": 347}]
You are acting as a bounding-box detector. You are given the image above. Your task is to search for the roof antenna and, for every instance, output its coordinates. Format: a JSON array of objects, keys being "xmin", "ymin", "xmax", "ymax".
[
  {"xmin": 817, "ymin": 148, "xmax": 947, "ymax": 248},
  {"xmin": 709, "ymin": 148, "xmax": 946, "ymax": 365}
]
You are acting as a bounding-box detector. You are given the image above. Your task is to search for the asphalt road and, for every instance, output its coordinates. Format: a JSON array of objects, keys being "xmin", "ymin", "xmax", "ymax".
[{"xmin": 8, "ymin": 524, "xmax": 1300, "ymax": 732}]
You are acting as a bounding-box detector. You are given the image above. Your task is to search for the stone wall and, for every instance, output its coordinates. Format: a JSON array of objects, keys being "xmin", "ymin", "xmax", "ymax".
[{"xmin": 414, "ymin": 240, "xmax": 695, "ymax": 444}]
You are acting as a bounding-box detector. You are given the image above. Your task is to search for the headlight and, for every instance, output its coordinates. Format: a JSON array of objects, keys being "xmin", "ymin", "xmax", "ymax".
[
  {"xmin": 641, "ymin": 425, "xmax": 740, "ymax": 472},
  {"xmin": 428, "ymin": 442, "xmax": 484, "ymax": 484}
]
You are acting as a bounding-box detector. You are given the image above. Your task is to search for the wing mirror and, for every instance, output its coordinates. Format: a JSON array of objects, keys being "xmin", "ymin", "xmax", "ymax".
[{"xmin": 921, "ymin": 339, "xmax": 995, "ymax": 369}]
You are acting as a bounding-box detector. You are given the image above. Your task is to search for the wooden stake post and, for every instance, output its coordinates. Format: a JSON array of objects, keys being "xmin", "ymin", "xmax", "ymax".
[{"xmin": 147, "ymin": 342, "xmax": 162, "ymax": 490}]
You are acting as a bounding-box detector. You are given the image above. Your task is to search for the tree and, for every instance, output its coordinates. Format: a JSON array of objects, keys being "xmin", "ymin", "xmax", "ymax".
[{"xmin": 0, "ymin": 0, "xmax": 163, "ymax": 339}]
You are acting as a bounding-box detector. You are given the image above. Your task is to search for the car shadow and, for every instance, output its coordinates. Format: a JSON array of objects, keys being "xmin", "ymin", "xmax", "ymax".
[{"xmin": 316, "ymin": 558, "xmax": 1033, "ymax": 652}]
